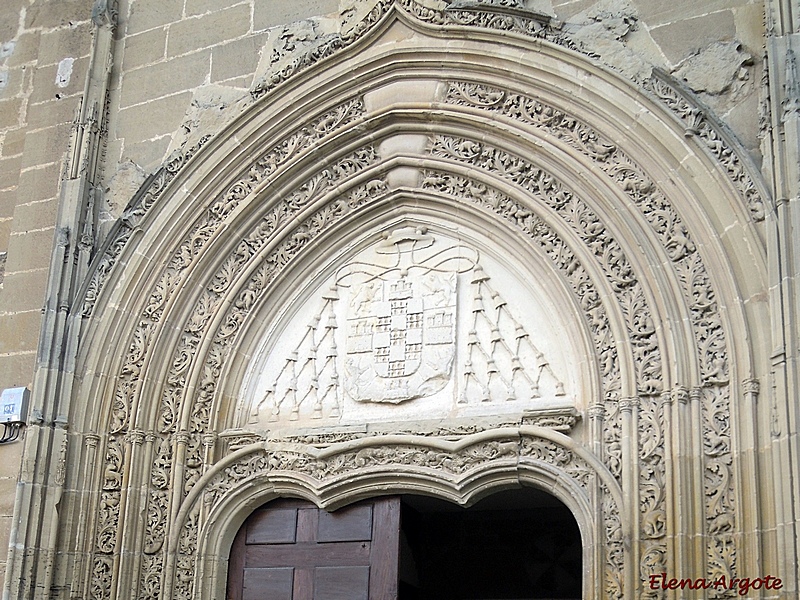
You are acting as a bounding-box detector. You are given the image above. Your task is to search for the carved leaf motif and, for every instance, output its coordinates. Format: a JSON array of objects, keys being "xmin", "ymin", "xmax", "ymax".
[
  {"xmin": 90, "ymin": 555, "xmax": 114, "ymax": 600},
  {"xmin": 143, "ymin": 491, "xmax": 168, "ymax": 554}
]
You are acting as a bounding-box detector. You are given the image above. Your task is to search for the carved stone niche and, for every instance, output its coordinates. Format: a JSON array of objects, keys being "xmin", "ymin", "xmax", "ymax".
[{"xmin": 236, "ymin": 224, "xmax": 593, "ymax": 438}]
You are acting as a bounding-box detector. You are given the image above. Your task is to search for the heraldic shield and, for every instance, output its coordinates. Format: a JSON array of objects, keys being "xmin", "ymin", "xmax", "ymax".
[{"xmin": 345, "ymin": 272, "xmax": 456, "ymax": 404}]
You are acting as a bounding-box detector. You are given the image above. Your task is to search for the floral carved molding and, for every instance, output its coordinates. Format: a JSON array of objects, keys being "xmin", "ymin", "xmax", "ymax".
[{"xmin": 72, "ymin": 5, "xmax": 749, "ymax": 599}]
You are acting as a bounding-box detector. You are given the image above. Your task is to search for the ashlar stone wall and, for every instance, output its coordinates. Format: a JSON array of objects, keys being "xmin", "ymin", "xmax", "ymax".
[{"xmin": 0, "ymin": 0, "xmax": 772, "ymax": 596}]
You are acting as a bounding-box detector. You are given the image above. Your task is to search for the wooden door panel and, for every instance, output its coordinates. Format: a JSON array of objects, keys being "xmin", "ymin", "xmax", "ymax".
[
  {"xmin": 246, "ymin": 541, "xmax": 371, "ymax": 567},
  {"xmin": 314, "ymin": 565, "xmax": 370, "ymax": 600},
  {"xmin": 242, "ymin": 567, "xmax": 294, "ymax": 600},
  {"xmin": 227, "ymin": 497, "xmax": 399, "ymax": 600},
  {"xmin": 317, "ymin": 505, "xmax": 372, "ymax": 542},
  {"xmin": 246, "ymin": 508, "xmax": 298, "ymax": 544}
]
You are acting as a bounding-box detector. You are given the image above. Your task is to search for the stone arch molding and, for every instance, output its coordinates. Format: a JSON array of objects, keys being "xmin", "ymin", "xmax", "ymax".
[{"xmin": 21, "ymin": 2, "xmax": 771, "ymax": 600}]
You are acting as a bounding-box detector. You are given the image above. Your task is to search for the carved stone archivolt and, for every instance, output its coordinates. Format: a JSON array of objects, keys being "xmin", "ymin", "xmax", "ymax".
[{"xmin": 27, "ymin": 3, "xmax": 769, "ymax": 600}]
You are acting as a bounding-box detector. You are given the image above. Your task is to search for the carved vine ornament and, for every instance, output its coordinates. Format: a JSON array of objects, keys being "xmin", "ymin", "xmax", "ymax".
[{"xmin": 61, "ymin": 1, "xmax": 754, "ymax": 599}]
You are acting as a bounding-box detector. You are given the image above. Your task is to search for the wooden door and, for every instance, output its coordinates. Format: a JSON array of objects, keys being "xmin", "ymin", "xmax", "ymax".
[{"xmin": 227, "ymin": 497, "xmax": 400, "ymax": 600}]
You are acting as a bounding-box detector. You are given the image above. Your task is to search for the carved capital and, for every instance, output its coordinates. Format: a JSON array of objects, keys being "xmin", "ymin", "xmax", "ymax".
[
  {"xmin": 619, "ymin": 397, "xmax": 640, "ymax": 413},
  {"xmin": 174, "ymin": 432, "xmax": 191, "ymax": 445},
  {"xmin": 521, "ymin": 407, "xmax": 580, "ymax": 432},
  {"xmin": 742, "ymin": 378, "xmax": 760, "ymax": 396},
  {"xmin": 126, "ymin": 430, "xmax": 146, "ymax": 445},
  {"xmin": 587, "ymin": 404, "xmax": 605, "ymax": 420},
  {"xmin": 673, "ymin": 386, "xmax": 689, "ymax": 405}
]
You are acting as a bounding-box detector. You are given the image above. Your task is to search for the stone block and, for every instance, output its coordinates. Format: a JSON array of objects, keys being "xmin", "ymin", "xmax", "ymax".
[
  {"xmin": 0, "ymin": 269, "xmax": 49, "ymax": 313},
  {"xmin": 0, "ymin": 98, "xmax": 21, "ymax": 131},
  {"xmin": 0, "ymin": 352, "xmax": 36, "ymax": 390},
  {"xmin": 5, "ymin": 31, "xmax": 40, "ymax": 68},
  {"xmin": 17, "ymin": 163, "xmax": 61, "ymax": 204},
  {"xmin": 29, "ymin": 56, "xmax": 88, "ymax": 104},
  {"xmin": 127, "ymin": 0, "xmax": 183, "ymax": 34},
  {"xmin": 733, "ymin": 3, "xmax": 766, "ymax": 51},
  {"xmin": 117, "ymin": 90, "xmax": 191, "ymax": 142},
  {"xmin": 0, "ymin": 476, "xmax": 19, "ymax": 513},
  {"xmin": 36, "ymin": 21, "xmax": 93, "ymax": 67},
  {"xmin": 634, "ymin": 0, "xmax": 743, "ymax": 27},
  {"xmin": 211, "ymin": 34, "xmax": 268, "ymax": 83},
  {"xmin": 12, "ymin": 199, "xmax": 58, "ymax": 234},
  {"xmin": 0, "ymin": 1, "xmax": 23, "ymax": 42},
  {"xmin": 122, "ymin": 27, "xmax": 167, "ymax": 72},
  {"xmin": 19, "ymin": 123, "xmax": 71, "ymax": 170},
  {"xmin": 26, "ymin": 96, "xmax": 81, "ymax": 131},
  {"xmin": 5, "ymin": 228, "xmax": 54, "ymax": 273},
  {"xmin": 253, "ymin": 0, "xmax": 338, "ymax": 31},
  {"xmin": 1, "ymin": 128, "xmax": 25, "ymax": 158},
  {"xmin": 0, "ymin": 191, "xmax": 15, "ymax": 219},
  {"xmin": 0, "ymin": 217, "xmax": 9, "ymax": 251},
  {"xmin": 186, "ymin": 0, "xmax": 249, "ymax": 16},
  {"xmin": 650, "ymin": 10, "xmax": 736, "ymax": 64},
  {"xmin": 0, "ymin": 518, "xmax": 11, "ymax": 559},
  {"xmin": 167, "ymin": 4, "xmax": 251, "ymax": 58},
  {"xmin": 0, "ymin": 156, "xmax": 20, "ymax": 191},
  {"xmin": 121, "ymin": 136, "xmax": 172, "ymax": 174},
  {"xmin": 0, "ymin": 67, "xmax": 27, "ymax": 100},
  {"xmin": 24, "ymin": 0, "xmax": 91, "ymax": 29},
  {"xmin": 553, "ymin": 0, "xmax": 595, "ymax": 20},
  {"xmin": 0, "ymin": 311, "xmax": 46, "ymax": 353},
  {"xmin": 119, "ymin": 51, "xmax": 209, "ymax": 107},
  {"xmin": 0, "ymin": 218, "xmax": 10, "ymax": 250}
]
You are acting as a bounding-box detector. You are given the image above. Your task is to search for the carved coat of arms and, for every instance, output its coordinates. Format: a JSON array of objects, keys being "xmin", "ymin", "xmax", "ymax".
[{"xmin": 344, "ymin": 273, "xmax": 456, "ymax": 403}]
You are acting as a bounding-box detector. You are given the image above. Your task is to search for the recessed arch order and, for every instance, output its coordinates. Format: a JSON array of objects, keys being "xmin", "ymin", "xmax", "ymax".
[{"xmin": 62, "ymin": 2, "xmax": 770, "ymax": 600}]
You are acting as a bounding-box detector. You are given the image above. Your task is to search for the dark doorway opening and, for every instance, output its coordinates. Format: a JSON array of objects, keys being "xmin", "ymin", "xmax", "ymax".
[{"xmin": 399, "ymin": 488, "xmax": 582, "ymax": 600}]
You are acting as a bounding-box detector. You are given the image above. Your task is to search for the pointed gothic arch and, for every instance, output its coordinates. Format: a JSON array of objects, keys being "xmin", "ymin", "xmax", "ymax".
[{"xmin": 12, "ymin": 2, "xmax": 772, "ymax": 599}]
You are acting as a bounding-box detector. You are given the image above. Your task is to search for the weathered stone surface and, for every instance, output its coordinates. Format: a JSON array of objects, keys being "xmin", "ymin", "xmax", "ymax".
[
  {"xmin": 36, "ymin": 21, "xmax": 93, "ymax": 67},
  {"xmin": 166, "ymin": 84, "xmax": 249, "ymax": 155},
  {"xmin": 0, "ymin": 128, "xmax": 24, "ymax": 158},
  {"xmin": 26, "ymin": 95, "xmax": 81, "ymax": 130},
  {"xmin": 121, "ymin": 26, "xmax": 167, "ymax": 72},
  {"xmin": 11, "ymin": 199, "xmax": 58, "ymax": 234},
  {"xmin": 117, "ymin": 91, "xmax": 193, "ymax": 144},
  {"xmin": 119, "ymin": 50, "xmax": 209, "ymax": 108},
  {"xmin": 650, "ymin": 10, "xmax": 736, "ymax": 65},
  {"xmin": 29, "ymin": 56, "xmax": 88, "ymax": 104},
  {"xmin": 0, "ymin": 98, "xmax": 21, "ymax": 131},
  {"xmin": 673, "ymin": 40, "xmax": 752, "ymax": 95},
  {"xmin": 633, "ymin": 0, "xmax": 744, "ymax": 26},
  {"xmin": 102, "ymin": 159, "xmax": 147, "ymax": 223},
  {"xmin": 120, "ymin": 135, "xmax": 172, "ymax": 174},
  {"xmin": 166, "ymin": 4, "xmax": 251, "ymax": 58},
  {"xmin": 0, "ymin": 310, "xmax": 46, "ymax": 353},
  {"xmin": 24, "ymin": 0, "xmax": 91, "ymax": 30},
  {"xmin": 254, "ymin": 0, "xmax": 339, "ymax": 31},
  {"xmin": 19, "ymin": 123, "xmax": 71, "ymax": 170},
  {"xmin": 0, "ymin": 352, "xmax": 36, "ymax": 391},
  {"xmin": 5, "ymin": 31, "xmax": 40, "ymax": 68},
  {"xmin": 16, "ymin": 164, "xmax": 61, "ymax": 204},
  {"xmin": 0, "ymin": 156, "xmax": 20, "ymax": 191},
  {"xmin": 567, "ymin": 0, "xmax": 657, "ymax": 81},
  {"xmin": 127, "ymin": 0, "xmax": 183, "ymax": 34},
  {"xmin": 0, "ymin": 269, "xmax": 49, "ymax": 313},
  {"xmin": 186, "ymin": 0, "xmax": 249, "ymax": 17},
  {"xmin": 211, "ymin": 33, "xmax": 268, "ymax": 83},
  {"xmin": 0, "ymin": 0, "xmax": 24, "ymax": 42}
]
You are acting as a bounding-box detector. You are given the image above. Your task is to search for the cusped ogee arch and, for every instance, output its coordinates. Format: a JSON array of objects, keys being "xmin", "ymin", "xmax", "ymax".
[
  {"xmin": 56, "ymin": 3, "xmax": 770, "ymax": 600},
  {"xmin": 184, "ymin": 427, "xmax": 621, "ymax": 600}
]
